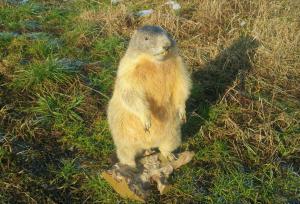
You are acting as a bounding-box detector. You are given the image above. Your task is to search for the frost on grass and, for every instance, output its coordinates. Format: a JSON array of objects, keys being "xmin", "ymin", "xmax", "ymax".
[
  {"xmin": 165, "ymin": 1, "xmax": 181, "ymax": 10},
  {"xmin": 136, "ymin": 9, "xmax": 154, "ymax": 17},
  {"xmin": 57, "ymin": 58, "xmax": 85, "ymax": 73}
]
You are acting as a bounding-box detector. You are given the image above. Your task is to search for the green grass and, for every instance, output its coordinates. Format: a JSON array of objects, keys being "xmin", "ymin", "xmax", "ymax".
[
  {"xmin": 11, "ymin": 59, "xmax": 71, "ymax": 90},
  {"xmin": 31, "ymin": 93, "xmax": 84, "ymax": 124},
  {"xmin": 0, "ymin": 0, "xmax": 299, "ymax": 203}
]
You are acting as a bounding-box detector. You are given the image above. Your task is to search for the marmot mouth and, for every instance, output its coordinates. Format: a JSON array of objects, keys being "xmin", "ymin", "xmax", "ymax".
[{"xmin": 155, "ymin": 50, "xmax": 168, "ymax": 56}]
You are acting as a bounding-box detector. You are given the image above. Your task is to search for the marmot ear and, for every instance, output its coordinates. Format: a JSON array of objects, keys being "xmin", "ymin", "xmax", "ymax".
[{"xmin": 132, "ymin": 30, "xmax": 138, "ymax": 36}]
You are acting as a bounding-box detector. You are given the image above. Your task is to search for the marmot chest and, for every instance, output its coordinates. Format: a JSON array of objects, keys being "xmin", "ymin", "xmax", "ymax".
[{"xmin": 134, "ymin": 58, "xmax": 177, "ymax": 106}]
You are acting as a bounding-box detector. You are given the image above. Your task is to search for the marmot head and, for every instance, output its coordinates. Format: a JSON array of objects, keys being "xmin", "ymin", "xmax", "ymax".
[{"xmin": 127, "ymin": 25, "xmax": 177, "ymax": 61}]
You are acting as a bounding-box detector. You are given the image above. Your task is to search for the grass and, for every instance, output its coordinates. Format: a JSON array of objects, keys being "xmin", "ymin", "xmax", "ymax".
[
  {"xmin": 11, "ymin": 59, "xmax": 71, "ymax": 90},
  {"xmin": 0, "ymin": 0, "xmax": 299, "ymax": 203}
]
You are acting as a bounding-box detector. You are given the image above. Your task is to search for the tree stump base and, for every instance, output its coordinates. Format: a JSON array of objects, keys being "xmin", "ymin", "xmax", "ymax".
[{"xmin": 101, "ymin": 151, "xmax": 194, "ymax": 202}]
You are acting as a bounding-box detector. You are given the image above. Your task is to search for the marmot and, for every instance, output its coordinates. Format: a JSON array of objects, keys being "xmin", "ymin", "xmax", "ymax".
[{"xmin": 107, "ymin": 25, "xmax": 192, "ymax": 167}]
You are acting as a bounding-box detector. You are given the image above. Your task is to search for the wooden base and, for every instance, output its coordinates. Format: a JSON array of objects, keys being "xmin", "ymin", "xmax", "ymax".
[{"xmin": 101, "ymin": 151, "xmax": 194, "ymax": 202}]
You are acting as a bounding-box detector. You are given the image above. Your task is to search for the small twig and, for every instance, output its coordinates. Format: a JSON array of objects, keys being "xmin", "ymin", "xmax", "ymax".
[
  {"xmin": 81, "ymin": 84, "xmax": 110, "ymax": 100},
  {"xmin": 220, "ymin": 80, "xmax": 239, "ymax": 103}
]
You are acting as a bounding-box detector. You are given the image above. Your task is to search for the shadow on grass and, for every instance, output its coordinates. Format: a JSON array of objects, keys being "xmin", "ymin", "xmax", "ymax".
[{"xmin": 183, "ymin": 35, "xmax": 260, "ymax": 139}]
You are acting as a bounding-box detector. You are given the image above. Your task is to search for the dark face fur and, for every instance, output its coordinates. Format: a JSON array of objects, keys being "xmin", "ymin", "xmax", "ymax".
[{"xmin": 128, "ymin": 25, "xmax": 176, "ymax": 61}]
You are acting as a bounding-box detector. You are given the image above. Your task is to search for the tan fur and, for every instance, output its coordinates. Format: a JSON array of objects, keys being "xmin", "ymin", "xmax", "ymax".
[{"xmin": 107, "ymin": 33, "xmax": 191, "ymax": 168}]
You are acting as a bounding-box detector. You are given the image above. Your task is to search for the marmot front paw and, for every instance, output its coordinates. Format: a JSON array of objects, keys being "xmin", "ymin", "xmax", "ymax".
[
  {"xmin": 178, "ymin": 108, "xmax": 186, "ymax": 123},
  {"xmin": 141, "ymin": 115, "xmax": 151, "ymax": 133}
]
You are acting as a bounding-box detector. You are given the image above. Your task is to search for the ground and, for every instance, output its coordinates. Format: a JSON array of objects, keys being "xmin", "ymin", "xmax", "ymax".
[{"xmin": 0, "ymin": 0, "xmax": 299, "ymax": 203}]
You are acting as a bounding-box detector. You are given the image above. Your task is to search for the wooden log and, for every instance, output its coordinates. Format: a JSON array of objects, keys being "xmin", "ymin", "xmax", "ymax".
[{"xmin": 101, "ymin": 151, "xmax": 194, "ymax": 202}]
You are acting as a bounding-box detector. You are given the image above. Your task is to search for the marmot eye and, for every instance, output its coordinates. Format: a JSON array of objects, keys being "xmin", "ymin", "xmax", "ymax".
[{"xmin": 145, "ymin": 37, "xmax": 149, "ymax": 40}]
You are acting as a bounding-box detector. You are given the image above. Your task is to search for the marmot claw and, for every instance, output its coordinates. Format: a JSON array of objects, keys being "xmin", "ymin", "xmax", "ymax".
[
  {"xmin": 161, "ymin": 152, "xmax": 177, "ymax": 162},
  {"xmin": 144, "ymin": 118, "xmax": 151, "ymax": 133},
  {"xmin": 178, "ymin": 109, "xmax": 186, "ymax": 123}
]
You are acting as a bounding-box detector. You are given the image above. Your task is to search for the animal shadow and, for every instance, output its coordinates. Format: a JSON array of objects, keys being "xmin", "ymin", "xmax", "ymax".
[{"xmin": 182, "ymin": 35, "xmax": 260, "ymax": 139}]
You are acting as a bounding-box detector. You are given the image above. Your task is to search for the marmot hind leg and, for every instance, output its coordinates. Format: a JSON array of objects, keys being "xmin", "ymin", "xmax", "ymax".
[
  {"xmin": 158, "ymin": 131, "xmax": 181, "ymax": 161},
  {"xmin": 117, "ymin": 146, "xmax": 141, "ymax": 168}
]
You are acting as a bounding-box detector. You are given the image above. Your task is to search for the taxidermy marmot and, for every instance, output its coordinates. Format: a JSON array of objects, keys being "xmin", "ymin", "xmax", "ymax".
[{"xmin": 107, "ymin": 25, "xmax": 192, "ymax": 167}]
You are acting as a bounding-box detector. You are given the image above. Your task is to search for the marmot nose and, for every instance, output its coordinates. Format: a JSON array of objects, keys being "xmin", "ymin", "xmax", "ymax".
[{"xmin": 163, "ymin": 45, "xmax": 171, "ymax": 51}]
